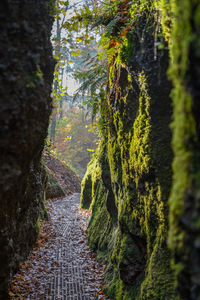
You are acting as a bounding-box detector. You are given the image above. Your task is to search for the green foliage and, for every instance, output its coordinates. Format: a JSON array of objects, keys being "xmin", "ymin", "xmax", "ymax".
[
  {"xmin": 74, "ymin": 58, "xmax": 106, "ymax": 95},
  {"xmin": 73, "ymin": 55, "xmax": 107, "ymax": 120}
]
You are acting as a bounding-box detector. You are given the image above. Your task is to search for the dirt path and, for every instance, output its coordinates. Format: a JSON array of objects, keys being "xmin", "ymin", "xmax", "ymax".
[{"xmin": 9, "ymin": 194, "xmax": 109, "ymax": 300}]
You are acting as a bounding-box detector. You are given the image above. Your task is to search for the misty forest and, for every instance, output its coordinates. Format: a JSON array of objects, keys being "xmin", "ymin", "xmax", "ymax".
[{"xmin": 0, "ymin": 0, "xmax": 200, "ymax": 299}]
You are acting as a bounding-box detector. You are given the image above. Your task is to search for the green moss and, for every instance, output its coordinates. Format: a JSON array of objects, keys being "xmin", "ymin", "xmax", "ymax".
[
  {"xmin": 107, "ymin": 134, "xmax": 122, "ymax": 186},
  {"xmin": 84, "ymin": 67, "xmax": 175, "ymax": 298},
  {"xmin": 81, "ymin": 168, "xmax": 92, "ymax": 209},
  {"xmin": 167, "ymin": 0, "xmax": 195, "ymax": 252},
  {"xmin": 139, "ymin": 234, "xmax": 177, "ymax": 300},
  {"xmin": 36, "ymin": 160, "xmax": 48, "ymax": 221},
  {"xmin": 160, "ymin": 0, "xmax": 172, "ymax": 41},
  {"xmin": 129, "ymin": 72, "xmax": 152, "ymax": 180},
  {"xmin": 88, "ymin": 186, "xmax": 112, "ymax": 252},
  {"xmin": 80, "ymin": 174, "xmax": 92, "ymax": 209},
  {"xmin": 46, "ymin": 0, "xmax": 57, "ymax": 17},
  {"xmin": 80, "ymin": 2, "xmax": 178, "ymax": 299},
  {"xmin": 164, "ymin": 0, "xmax": 200, "ymax": 296},
  {"xmin": 169, "ymin": 88, "xmax": 195, "ymax": 251},
  {"xmin": 36, "ymin": 217, "xmax": 40, "ymax": 235},
  {"xmin": 103, "ymin": 229, "xmax": 144, "ymax": 299},
  {"xmin": 80, "ymin": 153, "xmax": 100, "ymax": 209},
  {"xmin": 81, "ymin": 141, "xmax": 112, "ymax": 252},
  {"xmin": 26, "ymin": 65, "xmax": 44, "ymax": 88},
  {"xmin": 46, "ymin": 171, "xmax": 65, "ymax": 199},
  {"xmin": 35, "ymin": 65, "xmax": 43, "ymax": 81},
  {"xmin": 82, "ymin": 67, "xmax": 175, "ymax": 299}
]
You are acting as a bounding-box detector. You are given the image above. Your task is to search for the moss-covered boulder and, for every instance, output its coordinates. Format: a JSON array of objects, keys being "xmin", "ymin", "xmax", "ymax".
[
  {"xmin": 43, "ymin": 151, "xmax": 81, "ymax": 195},
  {"xmin": 46, "ymin": 169, "xmax": 65, "ymax": 199}
]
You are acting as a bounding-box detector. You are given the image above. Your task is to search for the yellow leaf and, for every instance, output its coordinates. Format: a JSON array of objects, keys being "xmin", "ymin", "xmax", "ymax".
[
  {"xmin": 11, "ymin": 284, "xmax": 21, "ymax": 293},
  {"xmin": 71, "ymin": 50, "xmax": 81, "ymax": 57},
  {"xmin": 76, "ymin": 37, "xmax": 82, "ymax": 42}
]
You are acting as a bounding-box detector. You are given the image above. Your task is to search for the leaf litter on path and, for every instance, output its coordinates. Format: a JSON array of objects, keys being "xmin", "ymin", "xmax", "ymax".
[{"xmin": 9, "ymin": 193, "xmax": 110, "ymax": 300}]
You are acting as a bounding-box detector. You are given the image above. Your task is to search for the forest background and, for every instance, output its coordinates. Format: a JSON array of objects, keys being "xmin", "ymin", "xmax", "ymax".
[{"xmin": 48, "ymin": 0, "xmax": 104, "ymax": 178}]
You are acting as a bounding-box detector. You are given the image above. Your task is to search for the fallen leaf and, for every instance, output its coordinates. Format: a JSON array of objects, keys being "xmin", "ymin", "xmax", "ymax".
[{"xmin": 8, "ymin": 291, "xmax": 15, "ymax": 297}]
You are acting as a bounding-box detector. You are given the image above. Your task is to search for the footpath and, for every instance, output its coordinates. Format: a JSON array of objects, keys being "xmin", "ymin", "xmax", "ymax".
[{"xmin": 9, "ymin": 193, "xmax": 109, "ymax": 300}]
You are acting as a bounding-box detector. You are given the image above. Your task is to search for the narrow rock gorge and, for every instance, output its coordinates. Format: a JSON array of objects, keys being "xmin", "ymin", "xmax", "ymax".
[{"xmin": 1, "ymin": 0, "xmax": 200, "ymax": 299}]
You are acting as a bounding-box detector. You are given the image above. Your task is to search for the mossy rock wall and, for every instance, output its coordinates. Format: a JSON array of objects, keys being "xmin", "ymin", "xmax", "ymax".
[
  {"xmin": 81, "ymin": 14, "xmax": 176, "ymax": 300},
  {"xmin": 167, "ymin": 1, "xmax": 200, "ymax": 298},
  {"xmin": 0, "ymin": 0, "xmax": 54, "ymax": 297}
]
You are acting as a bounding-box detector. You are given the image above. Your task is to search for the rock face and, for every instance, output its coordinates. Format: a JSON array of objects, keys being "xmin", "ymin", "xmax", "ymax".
[
  {"xmin": 81, "ymin": 1, "xmax": 200, "ymax": 299},
  {"xmin": 0, "ymin": 0, "xmax": 54, "ymax": 297},
  {"xmin": 81, "ymin": 13, "xmax": 176, "ymax": 300},
  {"xmin": 81, "ymin": 17, "xmax": 173, "ymax": 300},
  {"xmin": 167, "ymin": 1, "xmax": 200, "ymax": 299}
]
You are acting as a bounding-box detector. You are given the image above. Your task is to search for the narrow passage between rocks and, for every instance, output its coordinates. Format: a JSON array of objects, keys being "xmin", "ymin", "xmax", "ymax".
[{"xmin": 9, "ymin": 194, "xmax": 109, "ymax": 300}]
